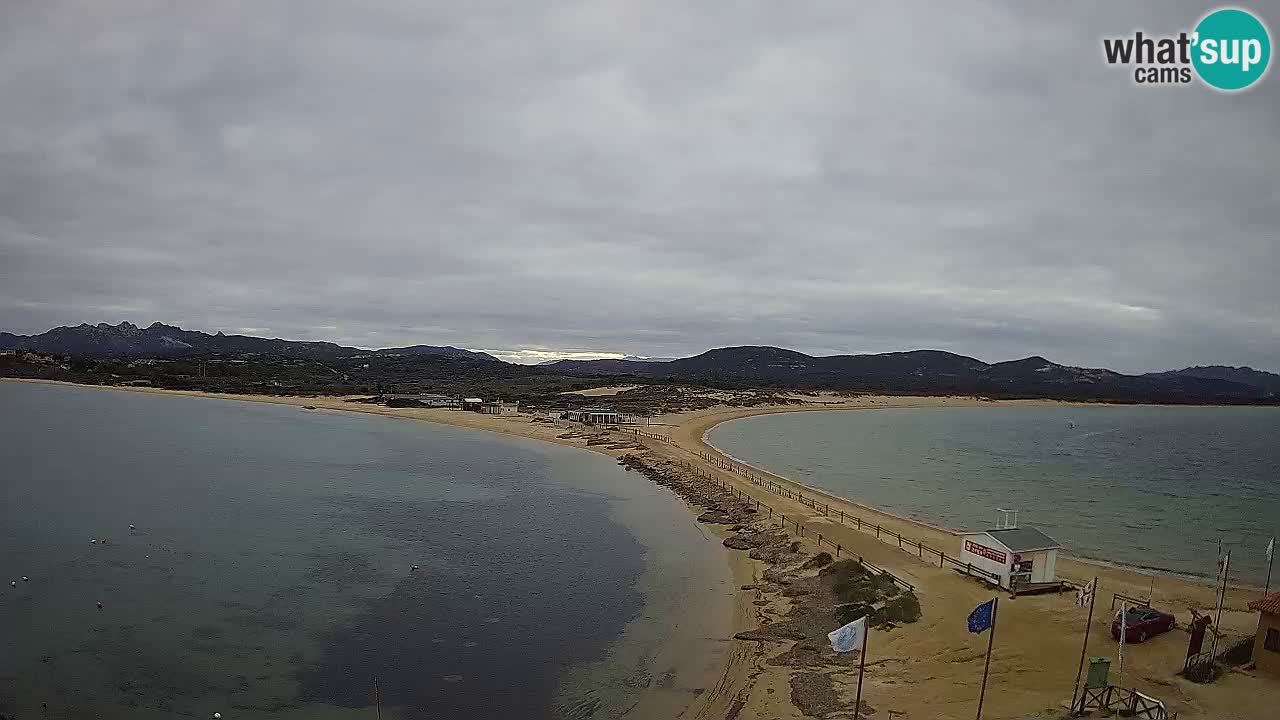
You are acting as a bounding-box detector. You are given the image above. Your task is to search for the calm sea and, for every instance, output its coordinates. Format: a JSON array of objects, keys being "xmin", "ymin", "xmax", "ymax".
[
  {"xmin": 0, "ymin": 382, "xmax": 731, "ymax": 719},
  {"xmin": 708, "ymin": 405, "xmax": 1280, "ymax": 583}
]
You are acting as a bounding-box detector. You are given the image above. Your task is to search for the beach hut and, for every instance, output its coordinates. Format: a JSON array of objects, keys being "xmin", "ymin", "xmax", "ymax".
[
  {"xmin": 1247, "ymin": 593, "xmax": 1280, "ymax": 677},
  {"xmin": 959, "ymin": 526, "xmax": 1061, "ymax": 592}
]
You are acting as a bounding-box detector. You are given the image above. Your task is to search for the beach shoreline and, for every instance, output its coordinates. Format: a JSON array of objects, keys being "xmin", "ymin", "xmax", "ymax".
[
  {"xmin": 6, "ymin": 378, "xmax": 1278, "ymax": 719},
  {"xmin": 699, "ymin": 414, "xmax": 1261, "ymax": 590}
]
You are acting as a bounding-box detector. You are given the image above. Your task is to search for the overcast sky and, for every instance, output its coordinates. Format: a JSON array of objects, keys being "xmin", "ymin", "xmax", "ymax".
[{"xmin": 1, "ymin": 1, "xmax": 1277, "ymax": 369}]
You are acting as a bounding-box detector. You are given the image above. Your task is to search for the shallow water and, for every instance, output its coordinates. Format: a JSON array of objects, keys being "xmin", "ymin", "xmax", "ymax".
[
  {"xmin": 0, "ymin": 382, "xmax": 731, "ymax": 719},
  {"xmin": 708, "ymin": 405, "xmax": 1280, "ymax": 582}
]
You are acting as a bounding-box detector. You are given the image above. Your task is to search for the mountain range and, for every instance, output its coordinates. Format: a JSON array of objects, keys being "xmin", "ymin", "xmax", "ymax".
[
  {"xmin": 545, "ymin": 346, "xmax": 1280, "ymax": 402},
  {"xmin": 0, "ymin": 322, "xmax": 498, "ymax": 362},
  {"xmin": 3, "ymin": 322, "xmax": 1278, "ymax": 403}
]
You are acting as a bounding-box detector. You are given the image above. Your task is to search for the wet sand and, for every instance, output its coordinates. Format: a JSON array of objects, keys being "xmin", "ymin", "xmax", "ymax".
[{"xmin": 7, "ymin": 380, "xmax": 1277, "ymax": 719}]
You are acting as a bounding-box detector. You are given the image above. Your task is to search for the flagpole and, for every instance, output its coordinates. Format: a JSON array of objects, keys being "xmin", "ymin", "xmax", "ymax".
[
  {"xmin": 1117, "ymin": 601, "xmax": 1127, "ymax": 689},
  {"xmin": 855, "ymin": 621, "xmax": 868, "ymax": 718},
  {"xmin": 1265, "ymin": 538, "xmax": 1274, "ymax": 597},
  {"xmin": 976, "ymin": 597, "xmax": 998, "ymax": 720},
  {"xmin": 1069, "ymin": 577, "xmax": 1097, "ymax": 712},
  {"xmin": 1211, "ymin": 551, "xmax": 1230, "ymax": 659}
]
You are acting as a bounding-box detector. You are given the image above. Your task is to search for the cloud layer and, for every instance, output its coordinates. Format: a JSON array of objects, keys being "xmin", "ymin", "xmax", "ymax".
[{"xmin": 2, "ymin": 1, "xmax": 1277, "ymax": 369}]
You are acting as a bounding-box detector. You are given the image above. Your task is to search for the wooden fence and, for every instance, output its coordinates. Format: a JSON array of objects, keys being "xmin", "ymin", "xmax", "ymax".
[
  {"xmin": 1111, "ymin": 592, "xmax": 1152, "ymax": 613},
  {"xmin": 611, "ymin": 427, "xmax": 674, "ymax": 444},
  {"xmin": 685, "ymin": 460, "xmax": 917, "ymax": 592},
  {"xmin": 691, "ymin": 452, "xmax": 1003, "ymax": 585},
  {"xmin": 1074, "ymin": 686, "xmax": 1176, "ymax": 719}
]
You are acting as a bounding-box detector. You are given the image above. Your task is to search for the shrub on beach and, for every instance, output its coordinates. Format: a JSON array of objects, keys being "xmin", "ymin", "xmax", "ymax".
[
  {"xmin": 819, "ymin": 559, "xmax": 864, "ymax": 579},
  {"xmin": 802, "ymin": 552, "xmax": 833, "ymax": 569},
  {"xmin": 876, "ymin": 593, "xmax": 922, "ymax": 624},
  {"xmin": 832, "ymin": 577, "xmax": 878, "ymax": 605},
  {"xmin": 835, "ymin": 603, "xmax": 874, "ymax": 626}
]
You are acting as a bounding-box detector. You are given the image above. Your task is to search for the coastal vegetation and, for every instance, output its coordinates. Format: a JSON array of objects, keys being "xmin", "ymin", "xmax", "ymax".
[{"xmin": 4, "ymin": 321, "xmax": 1280, "ymax": 406}]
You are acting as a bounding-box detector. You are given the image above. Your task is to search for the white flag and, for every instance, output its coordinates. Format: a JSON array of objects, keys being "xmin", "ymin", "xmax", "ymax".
[
  {"xmin": 1268, "ymin": 537, "xmax": 1274, "ymax": 562},
  {"xmin": 1117, "ymin": 602, "xmax": 1127, "ymax": 677},
  {"xmin": 828, "ymin": 617, "xmax": 868, "ymax": 653},
  {"xmin": 1076, "ymin": 577, "xmax": 1097, "ymax": 608}
]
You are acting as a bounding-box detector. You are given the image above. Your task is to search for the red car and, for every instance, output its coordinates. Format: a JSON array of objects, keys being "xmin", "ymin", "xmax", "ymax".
[{"xmin": 1111, "ymin": 606, "xmax": 1176, "ymax": 643}]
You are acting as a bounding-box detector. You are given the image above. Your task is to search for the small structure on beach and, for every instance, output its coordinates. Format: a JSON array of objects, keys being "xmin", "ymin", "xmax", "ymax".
[
  {"xmin": 1248, "ymin": 592, "xmax": 1280, "ymax": 677},
  {"xmin": 479, "ymin": 400, "xmax": 519, "ymax": 415},
  {"xmin": 461, "ymin": 397, "xmax": 484, "ymax": 412},
  {"xmin": 959, "ymin": 511, "xmax": 1061, "ymax": 592},
  {"xmin": 379, "ymin": 393, "xmax": 459, "ymax": 408},
  {"xmin": 563, "ymin": 408, "xmax": 648, "ymax": 426}
]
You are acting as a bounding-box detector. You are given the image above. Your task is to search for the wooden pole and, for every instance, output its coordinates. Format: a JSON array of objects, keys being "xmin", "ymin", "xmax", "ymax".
[
  {"xmin": 855, "ymin": 621, "xmax": 869, "ymax": 718},
  {"xmin": 1069, "ymin": 578, "xmax": 1097, "ymax": 712},
  {"xmin": 976, "ymin": 598, "xmax": 999, "ymax": 720},
  {"xmin": 374, "ymin": 676, "xmax": 382, "ymax": 720},
  {"xmin": 1211, "ymin": 551, "xmax": 1230, "ymax": 659},
  {"xmin": 1265, "ymin": 538, "xmax": 1274, "ymax": 597}
]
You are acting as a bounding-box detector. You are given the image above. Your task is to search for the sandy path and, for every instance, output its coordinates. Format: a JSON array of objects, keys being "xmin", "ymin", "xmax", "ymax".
[{"xmin": 7, "ymin": 380, "xmax": 1276, "ymax": 719}]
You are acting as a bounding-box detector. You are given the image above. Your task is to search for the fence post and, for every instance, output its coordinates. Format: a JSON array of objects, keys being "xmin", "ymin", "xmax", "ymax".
[
  {"xmin": 876, "ymin": 525, "xmax": 881, "ymax": 539},
  {"xmin": 836, "ymin": 544, "xmax": 841, "ymax": 557},
  {"xmin": 819, "ymin": 533, "xmax": 823, "ymax": 546},
  {"xmin": 856, "ymin": 517, "xmax": 862, "ymax": 530}
]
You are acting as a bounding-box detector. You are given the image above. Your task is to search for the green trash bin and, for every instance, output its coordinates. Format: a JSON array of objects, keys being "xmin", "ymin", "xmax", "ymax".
[{"xmin": 1085, "ymin": 656, "xmax": 1111, "ymax": 689}]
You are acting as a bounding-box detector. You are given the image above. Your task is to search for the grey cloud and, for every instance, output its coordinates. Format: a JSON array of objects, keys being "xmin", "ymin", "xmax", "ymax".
[{"xmin": 1, "ymin": 0, "xmax": 1277, "ymax": 370}]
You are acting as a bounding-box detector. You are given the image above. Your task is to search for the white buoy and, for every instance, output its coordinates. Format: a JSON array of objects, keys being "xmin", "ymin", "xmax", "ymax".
[
  {"xmin": 129, "ymin": 524, "xmax": 136, "ymax": 530},
  {"xmin": 214, "ymin": 713, "xmax": 222, "ymax": 719},
  {"xmin": 411, "ymin": 564, "xmax": 420, "ymax": 572},
  {"xmin": 90, "ymin": 539, "xmax": 97, "ymax": 544},
  {"xmin": 21, "ymin": 576, "xmax": 28, "ymax": 582}
]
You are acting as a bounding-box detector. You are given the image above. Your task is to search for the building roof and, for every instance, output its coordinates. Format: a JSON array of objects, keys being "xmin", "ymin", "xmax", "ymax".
[
  {"xmin": 976, "ymin": 527, "xmax": 1061, "ymax": 552},
  {"xmin": 1248, "ymin": 592, "xmax": 1280, "ymax": 615},
  {"xmin": 463, "ymin": 398, "xmax": 483, "ymax": 403}
]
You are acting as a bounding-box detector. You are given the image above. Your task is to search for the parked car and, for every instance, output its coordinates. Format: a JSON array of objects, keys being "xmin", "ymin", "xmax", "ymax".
[{"xmin": 1111, "ymin": 606, "xmax": 1176, "ymax": 643}]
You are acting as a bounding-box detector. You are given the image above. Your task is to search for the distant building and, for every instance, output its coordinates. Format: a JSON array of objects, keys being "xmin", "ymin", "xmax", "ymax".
[
  {"xmin": 1248, "ymin": 593, "xmax": 1280, "ymax": 677},
  {"xmin": 479, "ymin": 400, "xmax": 519, "ymax": 415},
  {"xmin": 461, "ymin": 398, "xmax": 484, "ymax": 412},
  {"xmin": 563, "ymin": 408, "xmax": 648, "ymax": 426},
  {"xmin": 379, "ymin": 393, "xmax": 459, "ymax": 408}
]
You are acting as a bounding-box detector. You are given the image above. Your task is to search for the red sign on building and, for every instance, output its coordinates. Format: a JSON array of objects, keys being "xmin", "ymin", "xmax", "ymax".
[{"xmin": 965, "ymin": 540, "xmax": 1007, "ymax": 564}]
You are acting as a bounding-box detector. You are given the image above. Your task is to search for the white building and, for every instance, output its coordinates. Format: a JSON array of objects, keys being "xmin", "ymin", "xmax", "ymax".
[
  {"xmin": 479, "ymin": 400, "xmax": 519, "ymax": 415},
  {"xmin": 959, "ymin": 526, "xmax": 1061, "ymax": 591},
  {"xmin": 380, "ymin": 393, "xmax": 459, "ymax": 408},
  {"xmin": 563, "ymin": 408, "xmax": 648, "ymax": 425}
]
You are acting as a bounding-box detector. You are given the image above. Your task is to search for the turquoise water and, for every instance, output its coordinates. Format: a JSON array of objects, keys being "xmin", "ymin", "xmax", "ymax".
[
  {"xmin": 0, "ymin": 382, "xmax": 731, "ymax": 719},
  {"xmin": 708, "ymin": 406, "xmax": 1280, "ymax": 583}
]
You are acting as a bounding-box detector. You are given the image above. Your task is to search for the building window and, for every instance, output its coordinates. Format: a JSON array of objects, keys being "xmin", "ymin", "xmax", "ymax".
[{"xmin": 1266, "ymin": 628, "xmax": 1280, "ymax": 652}]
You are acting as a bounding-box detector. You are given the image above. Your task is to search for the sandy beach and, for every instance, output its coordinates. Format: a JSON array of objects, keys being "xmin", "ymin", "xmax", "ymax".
[{"xmin": 6, "ymin": 379, "xmax": 1277, "ymax": 719}]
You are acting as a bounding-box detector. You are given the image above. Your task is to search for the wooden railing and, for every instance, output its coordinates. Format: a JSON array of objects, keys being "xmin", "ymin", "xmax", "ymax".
[
  {"xmin": 1111, "ymin": 592, "xmax": 1152, "ymax": 612},
  {"xmin": 1074, "ymin": 686, "xmax": 1176, "ymax": 719},
  {"xmin": 691, "ymin": 452, "xmax": 1003, "ymax": 585},
  {"xmin": 610, "ymin": 427, "xmax": 674, "ymax": 444}
]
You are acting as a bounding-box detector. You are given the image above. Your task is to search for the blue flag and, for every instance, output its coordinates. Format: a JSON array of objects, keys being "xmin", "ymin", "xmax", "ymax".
[{"xmin": 968, "ymin": 599, "xmax": 995, "ymax": 634}]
